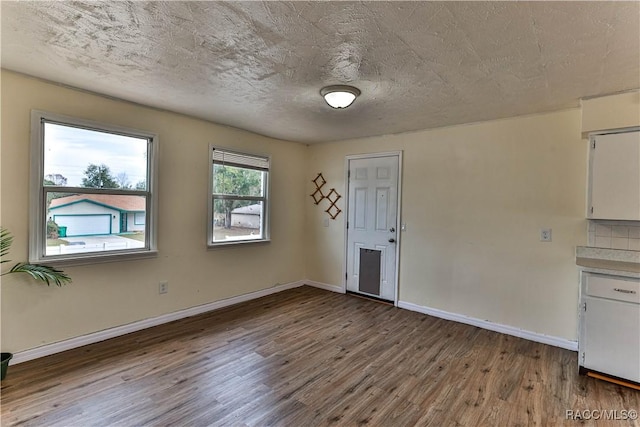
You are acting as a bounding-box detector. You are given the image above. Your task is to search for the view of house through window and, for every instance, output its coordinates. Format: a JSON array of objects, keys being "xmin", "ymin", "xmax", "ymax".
[
  {"xmin": 46, "ymin": 194, "xmax": 146, "ymax": 256},
  {"xmin": 35, "ymin": 118, "xmax": 153, "ymax": 259},
  {"xmin": 210, "ymin": 148, "xmax": 269, "ymax": 244}
]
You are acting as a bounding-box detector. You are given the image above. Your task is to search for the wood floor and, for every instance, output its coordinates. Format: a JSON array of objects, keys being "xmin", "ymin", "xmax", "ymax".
[{"xmin": 2, "ymin": 286, "xmax": 639, "ymax": 426}]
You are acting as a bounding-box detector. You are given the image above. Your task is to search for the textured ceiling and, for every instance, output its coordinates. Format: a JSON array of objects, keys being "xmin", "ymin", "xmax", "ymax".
[{"xmin": 2, "ymin": 1, "xmax": 639, "ymax": 143}]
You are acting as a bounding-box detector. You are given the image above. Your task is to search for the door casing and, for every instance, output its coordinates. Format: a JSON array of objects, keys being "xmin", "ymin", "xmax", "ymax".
[{"xmin": 343, "ymin": 151, "xmax": 403, "ymax": 305}]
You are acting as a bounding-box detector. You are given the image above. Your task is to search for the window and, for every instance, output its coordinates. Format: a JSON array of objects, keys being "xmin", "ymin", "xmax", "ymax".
[
  {"xmin": 29, "ymin": 111, "xmax": 158, "ymax": 263},
  {"xmin": 208, "ymin": 146, "xmax": 270, "ymax": 246},
  {"xmin": 133, "ymin": 212, "xmax": 146, "ymax": 225}
]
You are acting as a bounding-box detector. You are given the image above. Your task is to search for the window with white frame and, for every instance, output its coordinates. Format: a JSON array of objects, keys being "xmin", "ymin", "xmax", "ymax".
[
  {"xmin": 29, "ymin": 111, "xmax": 158, "ymax": 263},
  {"xmin": 208, "ymin": 146, "xmax": 270, "ymax": 245},
  {"xmin": 133, "ymin": 212, "xmax": 146, "ymax": 225}
]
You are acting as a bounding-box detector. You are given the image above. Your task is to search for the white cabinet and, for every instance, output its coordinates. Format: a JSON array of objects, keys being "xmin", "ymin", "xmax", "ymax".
[
  {"xmin": 579, "ymin": 273, "xmax": 640, "ymax": 383},
  {"xmin": 588, "ymin": 130, "xmax": 640, "ymax": 220}
]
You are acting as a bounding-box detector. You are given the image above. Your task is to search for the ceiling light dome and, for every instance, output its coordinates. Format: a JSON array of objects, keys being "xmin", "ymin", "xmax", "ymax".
[{"xmin": 320, "ymin": 85, "xmax": 361, "ymax": 109}]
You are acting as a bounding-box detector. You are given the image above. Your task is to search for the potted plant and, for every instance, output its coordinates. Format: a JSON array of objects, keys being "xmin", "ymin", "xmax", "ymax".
[{"xmin": 0, "ymin": 227, "xmax": 71, "ymax": 380}]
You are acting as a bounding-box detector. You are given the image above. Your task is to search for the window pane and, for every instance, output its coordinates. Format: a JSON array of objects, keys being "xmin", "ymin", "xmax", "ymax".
[
  {"xmin": 44, "ymin": 122, "xmax": 148, "ymax": 189},
  {"xmin": 213, "ymin": 164, "xmax": 264, "ymax": 197},
  {"xmin": 212, "ymin": 199, "xmax": 264, "ymax": 242},
  {"xmin": 46, "ymin": 192, "xmax": 146, "ymax": 255}
]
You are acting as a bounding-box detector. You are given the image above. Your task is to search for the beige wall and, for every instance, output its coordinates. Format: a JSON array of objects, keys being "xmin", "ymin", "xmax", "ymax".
[
  {"xmin": 1, "ymin": 71, "xmax": 308, "ymax": 352},
  {"xmin": 307, "ymin": 109, "xmax": 588, "ymax": 341},
  {"xmin": 2, "ymin": 69, "xmax": 628, "ymax": 354}
]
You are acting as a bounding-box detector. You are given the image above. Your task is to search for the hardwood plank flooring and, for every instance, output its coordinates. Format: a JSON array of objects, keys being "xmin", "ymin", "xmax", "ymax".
[{"xmin": 1, "ymin": 286, "xmax": 638, "ymax": 426}]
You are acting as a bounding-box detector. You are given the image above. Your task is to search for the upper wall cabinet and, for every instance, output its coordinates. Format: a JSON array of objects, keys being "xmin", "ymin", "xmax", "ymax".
[{"xmin": 588, "ymin": 130, "xmax": 640, "ymax": 220}]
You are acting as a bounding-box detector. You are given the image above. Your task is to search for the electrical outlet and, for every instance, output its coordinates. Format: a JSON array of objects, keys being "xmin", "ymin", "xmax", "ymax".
[
  {"xmin": 540, "ymin": 228, "xmax": 552, "ymax": 242},
  {"xmin": 401, "ymin": 223, "xmax": 407, "ymax": 231},
  {"xmin": 159, "ymin": 281, "xmax": 168, "ymax": 294}
]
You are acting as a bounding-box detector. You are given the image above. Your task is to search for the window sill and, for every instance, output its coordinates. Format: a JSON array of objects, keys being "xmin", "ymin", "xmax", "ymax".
[
  {"xmin": 207, "ymin": 239, "xmax": 271, "ymax": 249},
  {"xmin": 31, "ymin": 249, "xmax": 159, "ymax": 267}
]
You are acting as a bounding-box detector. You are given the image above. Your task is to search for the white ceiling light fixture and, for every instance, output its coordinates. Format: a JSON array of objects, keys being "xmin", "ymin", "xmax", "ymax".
[{"xmin": 321, "ymin": 85, "xmax": 361, "ymax": 109}]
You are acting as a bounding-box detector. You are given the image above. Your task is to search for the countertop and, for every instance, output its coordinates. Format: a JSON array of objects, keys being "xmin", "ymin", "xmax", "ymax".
[{"xmin": 576, "ymin": 246, "xmax": 640, "ymax": 278}]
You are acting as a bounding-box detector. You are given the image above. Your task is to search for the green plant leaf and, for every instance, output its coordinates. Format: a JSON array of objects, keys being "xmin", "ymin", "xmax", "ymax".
[
  {"xmin": 1, "ymin": 226, "xmax": 71, "ymax": 286},
  {"xmin": 0, "ymin": 227, "xmax": 14, "ymax": 264},
  {"xmin": 8, "ymin": 263, "xmax": 72, "ymax": 287}
]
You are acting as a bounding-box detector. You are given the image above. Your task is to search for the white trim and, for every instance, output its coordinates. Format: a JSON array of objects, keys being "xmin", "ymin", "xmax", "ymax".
[
  {"xmin": 207, "ymin": 144, "xmax": 271, "ymax": 248},
  {"xmin": 344, "ymin": 151, "xmax": 403, "ymax": 305},
  {"xmin": 305, "ymin": 281, "xmax": 344, "ymax": 293},
  {"xmin": 394, "ymin": 152, "xmax": 403, "ymax": 307},
  {"xmin": 344, "ymin": 151, "xmax": 404, "ymax": 160},
  {"xmin": 29, "ymin": 110, "xmax": 159, "ymax": 265},
  {"xmin": 397, "ymin": 301, "xmax": 578, "ymax": 351},
  {"xmin": 342, "ymin": 158, "xmax": 350, "ymax": 295},
  {"xmin": 11, "ymin": 280, "xmax": 304, "ymax": 365},
  {"xmin": 9, "ymin": 282, "xmax": 578, "ymax": 365}
]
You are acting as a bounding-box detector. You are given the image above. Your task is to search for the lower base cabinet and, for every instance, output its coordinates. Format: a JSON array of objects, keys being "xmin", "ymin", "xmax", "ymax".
[{"xmin": 579, "ymin": 272, "xmax": 640, "ymax": 383}]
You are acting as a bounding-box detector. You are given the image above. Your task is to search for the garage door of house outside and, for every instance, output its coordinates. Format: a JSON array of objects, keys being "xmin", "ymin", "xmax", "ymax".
[{"xmin": 53, "ymin": 214, "xmax": 112, "ymax": 237}]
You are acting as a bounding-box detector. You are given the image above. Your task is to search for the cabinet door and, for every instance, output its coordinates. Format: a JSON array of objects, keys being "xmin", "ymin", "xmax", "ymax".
[
  {"xmin": 582, "ymin": 296, "xmax": 640, "ymax": 382},
  {"xmin": 589, "ymin": 131, "xmax": 640, "ymax": 220}
]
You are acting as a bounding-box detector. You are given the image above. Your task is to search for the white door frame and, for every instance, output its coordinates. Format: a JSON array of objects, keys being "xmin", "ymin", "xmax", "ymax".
[{"xmin": 343, "ymin": 151, "xmax": 403, "ymax": 306}]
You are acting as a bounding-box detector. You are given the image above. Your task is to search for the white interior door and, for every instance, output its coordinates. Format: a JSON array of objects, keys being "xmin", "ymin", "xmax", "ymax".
[{"xmin": 346, "ymin": 154, "xmax": 400, "ymax": 302}]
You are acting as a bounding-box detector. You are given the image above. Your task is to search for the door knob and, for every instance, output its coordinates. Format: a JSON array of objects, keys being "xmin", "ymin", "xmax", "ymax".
[{"xmin": 388, "ymin": 238, "xmax": 396, "ymax": 243}]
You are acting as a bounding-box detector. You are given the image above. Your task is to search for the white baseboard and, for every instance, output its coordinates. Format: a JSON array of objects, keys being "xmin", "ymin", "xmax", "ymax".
[
  {"xmin": 305, "ymin": 280, "xmax": 344, "ymax": 293},
  {"xmin": 11, "ymin": 280, "xmax": 305, "ymax": 365},
  {"xmin": 12, "ymin": 281, "xmax": 576, "ymax": 366},
  {"xmin": 397, "ymin": 301, "xmax": 578, "ymax": 352}
]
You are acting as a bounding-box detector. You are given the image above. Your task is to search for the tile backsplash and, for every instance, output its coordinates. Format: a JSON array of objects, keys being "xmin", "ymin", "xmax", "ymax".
[{"xmin": 589, "ymin": 220, "xmax": 640, "ymax": 251}]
